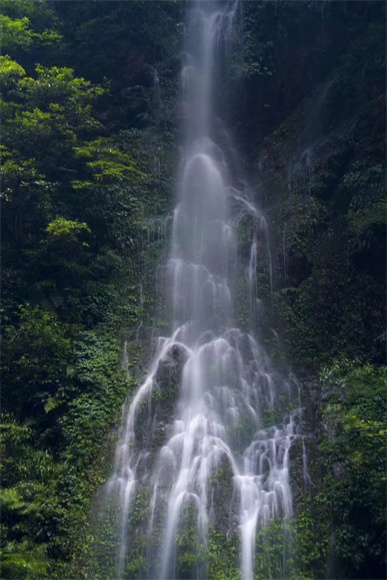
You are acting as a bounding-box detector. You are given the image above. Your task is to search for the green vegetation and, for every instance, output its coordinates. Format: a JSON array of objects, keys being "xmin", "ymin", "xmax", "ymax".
[
  {"xmin": 242, "ymin": 4, "xmax": 386, "ymax": 577},
  {"xmin": 250, "ymin": 6, "xmax": 386, "ymax": 368},
  {"xmin": 207, "ymin": 530, "xmax": 239, "ymax": 580},
  {"xmin": 1, "ymin": 1, "xmax": 177, "ymax": 578},
  {"xmin": 314, "ymin": 361, "xmax": 386, "ymax": 579},
  {"xmin": 1, "ymin": 1, "xmax": 385, "ymax": 579},
  {"xmin": 283, "ymin": 361, "xmax": 386, "ymax": 580}
]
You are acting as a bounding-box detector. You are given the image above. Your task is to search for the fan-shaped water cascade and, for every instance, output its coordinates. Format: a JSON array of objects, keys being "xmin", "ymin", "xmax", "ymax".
[{"xmin": 101, "ymin": 2, "xmax": 303, "ymax": 579}]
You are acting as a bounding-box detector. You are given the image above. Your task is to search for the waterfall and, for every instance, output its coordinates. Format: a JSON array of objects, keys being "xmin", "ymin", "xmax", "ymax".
[{"xmin": 101, "ymin": 2, "xmax": 302, "ymax": 579}]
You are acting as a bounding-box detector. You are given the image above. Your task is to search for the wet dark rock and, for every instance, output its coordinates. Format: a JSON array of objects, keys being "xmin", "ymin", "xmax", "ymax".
[
  {"xmin": 134, "ymin": 344, "xmax": 189, "ymax": 455},
  {"xmin": 210, "ymin": 459, "xmax": 238, "ymax": 534},
  {"xmin": 155, "ymin": 344, "xmax": 189, "ymax": 378}
]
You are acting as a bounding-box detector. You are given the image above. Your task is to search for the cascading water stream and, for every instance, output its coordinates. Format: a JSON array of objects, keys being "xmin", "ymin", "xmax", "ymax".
[{"xmin": 103, "ymin": 2, "xmax": 303, "ymax": 579}]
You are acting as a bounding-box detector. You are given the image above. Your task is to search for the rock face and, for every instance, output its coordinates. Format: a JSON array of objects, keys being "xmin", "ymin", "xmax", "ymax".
[
  {"xmin": 155, "ymin": 343, "xmax": 189, "ymax": 385},
  {"xmin": 133, "ymin": 343, "xmax": 189, "ymax": 453}
]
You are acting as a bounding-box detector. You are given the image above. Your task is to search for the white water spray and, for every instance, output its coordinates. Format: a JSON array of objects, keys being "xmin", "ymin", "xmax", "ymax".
[{"xmin": 104, "ymin": 2, "xmax": 302, "ymax": 579}]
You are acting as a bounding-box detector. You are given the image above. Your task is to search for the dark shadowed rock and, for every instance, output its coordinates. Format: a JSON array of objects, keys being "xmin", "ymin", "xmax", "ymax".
[
  {"xmin": 133, "ymin": 344, "xmax": 189, "ymax": 456},
  {"xmin": 155, "ymin": 344, "xmax": 189, "ymax": 379}
]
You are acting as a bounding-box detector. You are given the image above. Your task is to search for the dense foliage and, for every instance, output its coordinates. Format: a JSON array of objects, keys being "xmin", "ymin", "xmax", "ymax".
[
  {"xmin": 1, "ymin": 1, "xmax": 178, "ymax": 577},
  {"xmin": 1, "ymin": 1, "xmax": 385, "ymax": 579},
  {"xmin": 240, "ymin": 3, "xmax": 386, "ymax": 576},
  {"xmin": 236, "ymin": 0, "xmax": 386, "ymax": 370}
]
